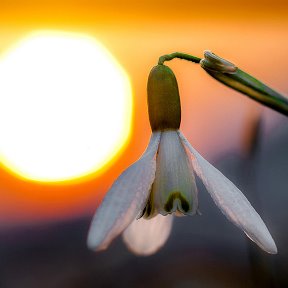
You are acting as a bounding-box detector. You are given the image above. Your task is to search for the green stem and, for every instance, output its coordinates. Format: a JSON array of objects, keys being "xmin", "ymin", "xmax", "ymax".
[
  {"xmin": 158, "ymin": 52, "xmax": 201, "ymax": 65},
  {"xmin": 206, "ymin": 69, "xmax": 288, "ymax": 115},
  {"xmin": 158, "ymin": 51, "xmax": 288, "ymax": 116},
  {"xmin": 200, "ymin": 51, "xmax": 288, "ymax": 116}
]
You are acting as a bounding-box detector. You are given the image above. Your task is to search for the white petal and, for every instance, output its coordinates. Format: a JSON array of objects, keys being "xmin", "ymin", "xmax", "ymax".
[
  {"xmin": 179, "ymin": 131, "xmax": 277, "ymax": 254},
  {"xmin": 87, "ymin": 132, "xmax": 161, "ymax": 251},
  {"xmin": 122, "ymin": 214, "xmax": 173, "ymax": 256},
  {"xmin": 152, "ymin": 130, "xmax": 198, "ymax": 216}
]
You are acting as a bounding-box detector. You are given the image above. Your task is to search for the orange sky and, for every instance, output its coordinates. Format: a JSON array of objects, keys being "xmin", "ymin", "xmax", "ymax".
[{"xmin": 0, "ymin": 0, "xmax": 287, "ymax": 225}]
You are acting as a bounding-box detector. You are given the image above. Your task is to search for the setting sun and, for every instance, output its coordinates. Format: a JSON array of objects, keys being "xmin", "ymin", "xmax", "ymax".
[{"xmin": 0, "ymin": 31, "xmax": 132, "ymax": 182}]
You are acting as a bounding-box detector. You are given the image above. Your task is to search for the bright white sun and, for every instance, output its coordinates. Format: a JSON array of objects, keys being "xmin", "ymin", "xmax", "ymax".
[{"xmin": 0, "ymin": 31, "xmax": 132, "ymax": 182}]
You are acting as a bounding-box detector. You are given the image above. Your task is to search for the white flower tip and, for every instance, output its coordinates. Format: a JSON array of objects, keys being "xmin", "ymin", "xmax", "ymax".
[
  {"xmin": 122, "ymin": 214, "xmax": 173, "ymax": 256},
  {"xmin": 259, "ymin": 237, "xmax": 278, "ymax": 255},
  {"xmin": 244, "ymin": 230, "xmax": 278, "ymax": 254},
  {"xmin": 86, "ymin": 229, "xmax": 106, "ymax": 252},
  {"xmin": 268, "ymin": 243, "xmax": 278, "ymax": 255},
  {"xmin": 124, "ymin": 241, "xmax": 159, "ymax": 257},
  {"xmin": 258, "ymin": 238, "xmax": 278, "ymax": 255}
]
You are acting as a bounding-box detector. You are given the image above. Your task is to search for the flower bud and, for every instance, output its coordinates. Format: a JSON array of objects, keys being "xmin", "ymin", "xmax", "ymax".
[
  {"xmin": 147, "ymin": 65, "xmax": 181, "ymax": 131},
  {"xmin": 200, "ymin": 50, "xmax": 237, "ymax": 74}
]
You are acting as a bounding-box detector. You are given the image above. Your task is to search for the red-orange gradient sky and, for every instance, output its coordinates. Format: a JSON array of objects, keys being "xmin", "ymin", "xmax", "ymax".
[{"xmin": 0, "ymin": 0, "xmax": 287, "ymax": 225}]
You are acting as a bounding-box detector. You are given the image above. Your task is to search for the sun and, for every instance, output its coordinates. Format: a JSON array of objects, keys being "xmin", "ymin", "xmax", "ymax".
[{"xmin": 0, "ymin": 31, "xmax": 132, "ymax": 182}]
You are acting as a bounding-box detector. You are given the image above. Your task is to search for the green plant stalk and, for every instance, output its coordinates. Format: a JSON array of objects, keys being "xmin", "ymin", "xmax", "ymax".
[
  {"xmin": 158, "ymin": 52, "xmax": 201, "ymax": 65},
  {"xmin": 158, "ymin": 51, "xmax": 288, "ymax": 116},
  {"xmin": 204, "ymin": 68, "xmax": 288, "ymax": 116}
]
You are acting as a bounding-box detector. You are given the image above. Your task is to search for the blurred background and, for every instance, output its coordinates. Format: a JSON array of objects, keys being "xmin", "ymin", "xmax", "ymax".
[{"xmin": 0, "ymin": 0, "xmax": 287, "ymax": 287}]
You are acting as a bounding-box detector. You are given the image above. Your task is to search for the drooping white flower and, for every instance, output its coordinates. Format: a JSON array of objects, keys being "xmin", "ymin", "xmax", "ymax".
[{"xmin": 87, "ymin": 64, "xmax": 277, "ymax": 256}]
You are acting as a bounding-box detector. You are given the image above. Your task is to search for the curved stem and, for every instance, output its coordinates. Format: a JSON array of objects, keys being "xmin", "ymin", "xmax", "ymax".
[
  {"xmin": 158, "ymin": 50, "xmax": 288, "ymax": 116},
  {"xmin": 200, "ymin": 51, "xmax": 288, "ymax": 116},
  {"xmin": 158, "ymin": 52, "xmax": 201, "ymax": 65}
]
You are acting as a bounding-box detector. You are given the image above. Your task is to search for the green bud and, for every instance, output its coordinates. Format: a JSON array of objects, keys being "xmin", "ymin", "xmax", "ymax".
[
  {"xmin": 147, "ymin": 65, "xmax": 181, "ymax": 131},
  {"xmin": 200, "ymin": 51, "xmax": 288, "ymax": 116},
  {"xmin": 200, "ymin": 50, "xmax": 237, "ymax": 74}
]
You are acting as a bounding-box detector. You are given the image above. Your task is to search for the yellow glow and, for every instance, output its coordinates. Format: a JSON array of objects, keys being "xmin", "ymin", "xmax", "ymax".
[{"xmin": 0, "ymin": 31, "xmax": 132, "ymax": 182}]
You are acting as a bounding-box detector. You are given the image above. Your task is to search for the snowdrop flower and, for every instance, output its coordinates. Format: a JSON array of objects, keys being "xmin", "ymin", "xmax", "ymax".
[{"xmin": 87, "ymin": 64, "xmax": 277, "ymax": 256}]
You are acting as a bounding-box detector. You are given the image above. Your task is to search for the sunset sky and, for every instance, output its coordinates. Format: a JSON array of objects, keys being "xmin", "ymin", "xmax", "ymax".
[{"xmin": 0, "ymin": 0, "xmax": 287, "ymax": 225}]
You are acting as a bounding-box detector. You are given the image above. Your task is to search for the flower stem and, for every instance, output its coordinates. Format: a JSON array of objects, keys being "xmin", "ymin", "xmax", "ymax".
[
  {"xmin": 158, "ymin": 50, "xmax": 288, "ymax": 116},
  {"xmin": 208, "ymin": 68, "xmax": 288, "ymax": 115},
  {"xmin": 200, "ymin": 51, "xmax": 288, "ymax": 116},
  {"xmin": 158, "ymin": 52, "xmax": 201, "ymax": 65}
]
